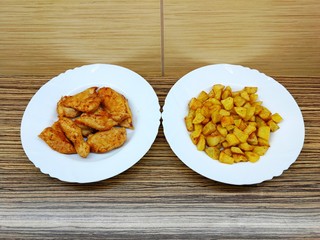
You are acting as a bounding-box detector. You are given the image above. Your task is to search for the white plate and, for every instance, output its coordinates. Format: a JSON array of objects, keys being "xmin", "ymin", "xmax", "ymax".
[
  {"xmin": 21, "ymin": 64, "xmax": 161, "ymax": 183},
  {"xmin": 162, "ymin": 64, "xmax": 305, "ymax": 185}
]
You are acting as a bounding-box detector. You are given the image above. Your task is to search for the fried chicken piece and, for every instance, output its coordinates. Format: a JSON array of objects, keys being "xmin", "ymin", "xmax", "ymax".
[
  {"xmin": 87, "ymin": 127, "xmax": 127, "ymax": 153},
  {"xmin": 98, "ymin": 87, "xmax": 133, "ymax": 128},
  {"xmin": 58, "ymin": 117, "xmax": 90, "ymax": 158},
  {"xmin": 39, "ymin": 121, "xmax": 76, "ymax": 154},
  {"xmin": 74, "ymin": 111, "xmax": 119, "ymax": 131},
  {"xmin": 62, "ymin": 87, "xmax": 101, "ymax": 113},
  {"xmin": 57, "ymin": 96, "xmax": 81, "ymax": 118}
]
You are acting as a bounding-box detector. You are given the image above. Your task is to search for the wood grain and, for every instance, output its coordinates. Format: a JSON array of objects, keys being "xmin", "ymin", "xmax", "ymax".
[
  {"xmin": 0, "ymin": 76, "xmax": 319, "ymax": 239},
  {"xmin": 0, "ymin": 0, "xmax": 161, "ymax": 76},
  {"xmin": 163, "ymin": 0, "xmax": 320, "ymax": 77}
]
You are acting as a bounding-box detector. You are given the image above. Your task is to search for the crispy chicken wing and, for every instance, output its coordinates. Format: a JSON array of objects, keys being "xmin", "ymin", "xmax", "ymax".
[
  {"xmin": 87, "ymin": 127, "xmax": 127, "ymax": 153},
  {"xmin": 39, "ymin": 121, "xmax": 76, "ymax": 154},
  {"xmin": 62, "ymin": 87, "xmax": 101, "ymax": 113},
  {"xmin": 58, "ymin": 117, "xmax": 90, "ymax": 158}
]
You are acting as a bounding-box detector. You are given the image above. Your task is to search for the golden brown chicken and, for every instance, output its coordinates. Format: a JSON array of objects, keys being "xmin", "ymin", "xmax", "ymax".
[
  {"xmin": 58, "ymin": 117, "xmax": 90, "ymax": 158},
  {"xmin": 98, "ymin": 87, "xmax": 133, "ymax": 129},
  {"xmin": 87, "ymin": 127, "xmax": 127, "ymax": 153},
  {"xmin": 74, "ymin": 111, "xmax": 119, "ymax": 131},
  {"xmin": 62, "ymin": 87, "xmax": 101, "ymax": 113},
  {"xmin": 57, "ymin": 96, "xmax": 81, "ymax": 118},
  {"xmin": 39, "ymin": 121, "xmax": 76, "ymax": 154}
]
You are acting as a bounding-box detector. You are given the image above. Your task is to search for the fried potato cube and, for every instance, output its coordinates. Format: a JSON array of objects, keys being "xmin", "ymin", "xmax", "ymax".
[
  {"xmin": 268, "ymin": 119, "xmax": 280, "ymax": 132},
  {"xmin": 253, "ymin": 146, "xmax": 269, "ymax": 156},
  {"xmin": 188, "ymin": 97, "xmax": 203, "ymax": 110},
  {"xmin": 233, "ymin": 127, "xmax": 248, "ymax": 143},
  {"xmin": 192, "ymin": 110, "xmax": 206, "ymax": 124},
  {"xmin": 226, "ymin": 134, "xmax": 240, "ymax": 146},
  {"xmin": 258, "ymin": 137, "xmax": 270, "ymax": 147},
  {"xmin": 211, "ymin": 110, "xmax": 221, "ymax": 124},
  {"xmin": 205, "ymin": 147, "xmax": 220, "ymax": 160},
  {"xmin": 271, "ymin": 113, "xmax": 283, "ymax": 123},
  {"xmin": 257, "ymin": 126, "xmax": 270, "ymax": 141},
  {"xmin": 197, "ymin": 91, "xmax": 209, "ymax": 102},
  {"xmin": 239, "ymin": 142, "xmax": 254, "ymax": 151},
  {"xmin": 249, "ymin": 93, "xmax": 258, "ymax": 103},
  {"xmin": 219, "ymin": 152, "xmax": 234, "ymax": 164},
  {"xmin": 87, "ymin": 127, "xmax": 126, "ymax": 153},
  {"xmin": 202, "ymin": 121, "xmax": 216, "ymax": 135},
  {"xmin": 255, "ymin": 116, "xmax": 267, "ymax": 127},
  {"xmin": 244, "ymin": 106, "xmax": 255, "ymax": 121},
  {"xmin": 247, "ymin": 132, "xmax": 258, "ymax": 145},
  {"xmin": 259, "ymin": 107, "xmax": 271, "ymax": 120},
  {"xmin": 206, "ymin": 135, "xmax": 221, "ymax": 147},
  {"xmin": 219, "ymin": 109, "xmax": 231, "ymax": 116},
  {"xmin": 59, "ymin": 117, "xmax": 90, "ymax": 158},
  {"xmin": 231, "ymin": 146, "xmax": 244, "ymax": 154},
  {"xmin": 212, "ymin": 84, "xmax": 225, "ymax": 100},
  {"xmin": 197, "ymin": 134, "xmax": 206, "ymax": 151},
  {"xmin": 233, "ymin": 153, "xmax": 248, "ymax": 163},
  {"xmin": 221, "ymin": 116, "xmax": 234, "ymax": 127},
  {"xmin": 185, "ymin": 116, "xmax": 194, "ymax": 132},
  {"xmin": 221, "ymin": 97, "xmax": 234, "ymax": 111},
  {"xmin": 243, "ymin": 124, "xmax": 256, "ymax": 135},
  {"xmin": 240, "ymin": 91, "xmax": 250, "ymax": 101},
  {"xmin": 217, "ymin": 125, "xmax": 228, "ymax": 137},
  {"xmin": 245, "ymin": 152, "xmax": 260, "ymax": 163},
  {"xmin": 221, "ymin": 87, "xmax": 232, "ymax": 100},
  {"xmin": 234, "ymin": 107, "xmax": 247, "ymax": 119},
  {"xmin": 234, "ymin": 95, "xmax": 246, "ymax": 107},
  {"xmin": 244, "ymin": 86, "xmax": 258, "ymax": 94}
]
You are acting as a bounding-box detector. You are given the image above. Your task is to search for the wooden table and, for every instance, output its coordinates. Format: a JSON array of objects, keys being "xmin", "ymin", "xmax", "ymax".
[{"xmin": 1, "ymin": 1, "xmax": 319, "ymax": 239}]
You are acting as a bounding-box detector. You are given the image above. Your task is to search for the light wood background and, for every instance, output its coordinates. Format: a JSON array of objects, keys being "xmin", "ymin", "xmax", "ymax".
[{"xmin": 0, "ymin": 1, "xmax": 319, "ymax": 239}]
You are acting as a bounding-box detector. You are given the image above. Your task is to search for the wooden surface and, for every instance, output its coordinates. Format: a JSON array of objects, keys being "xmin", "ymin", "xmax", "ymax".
[
  {"xmin": 1, "ymin": 1, "xmax": 320, "ymax": 239},
  {"xmin": 0, "ymin": 75, "xmax": 319, "ymax": 239}
]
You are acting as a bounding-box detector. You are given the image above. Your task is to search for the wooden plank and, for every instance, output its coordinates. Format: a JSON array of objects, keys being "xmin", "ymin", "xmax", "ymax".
[
  {"xmin": 0, "ymin": 1, "xmax": 161, "ymax": 76},
  {"xmin": 0, "ymin": 75, "xmax": 319, "ymax": 239},
  {"xmin": 163, "ymin": 0, "xmax": 320, "ymax": 77}
]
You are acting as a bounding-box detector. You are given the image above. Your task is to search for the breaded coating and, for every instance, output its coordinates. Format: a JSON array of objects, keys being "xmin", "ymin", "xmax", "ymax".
[
  {"xmin": 57, "ymin": 96, "xmax": 81, "ymax": 118},
  {"xmin": 87, "ymin": 127, "xmax": 127, "ymax": 153},
  {"xmin": 59, "ymin": 117, "xmax": 90, "ymax": 158},
  {"xmin": 62, "ymin": 87, "xmax": 101, "ymax": 113},
  {"xmin": 39, "ymin": 122, "xmax": 76, "ymax": 154},
  {"xmin": 75, "ymin": 122, "xmax": 96, "ymax": 137},
  {"xmin": 98, "ymin": 87, "xmax": 133, "ymax": 128},
  {"xmin": 74, "ymin": 111, "xmax": 118, "ymax": 131}
]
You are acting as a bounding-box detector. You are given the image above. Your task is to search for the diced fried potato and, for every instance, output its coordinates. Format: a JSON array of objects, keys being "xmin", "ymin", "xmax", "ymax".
[
  {"xmin": 192, "ymin": 110, "xmax": 206, "ymax": 124},
  {"xmin": 202, "ymin": 121, "xmax": 216, "ymax": 135},
  {"xmin": 231, "ymin": 146, "xmax": 244, "ymax": 154},
  {"xmin": 257, "ymin": 126, "xmax": 270, "ymax": 141},
  {"xmin": 234, "ymin": 107, "xmax": 247, "ymax": 119},
  {"xmin": 243, "ymin": 124, "xmax": 256, "ymax": 135},
  {"xmin": 245, "ymin": 106, "xmax": 255, "ymax": 121},
  {"xmin": 247, "ymin": 132, "xmax": 258, "ymax": 145},
  {"xmin": 233, "ymin": 153, "xmax": 248, "ymax": 162},
  {"xmin": 268, "ymin": 120, "xmax": 280, "ymax": 132},
  {"xmin": 185, "ymin": 116, "xmax": 194, "ymax": 132},
  {"xmin": 219, "ymin": 152, "xmax": 234, "ymax": 164},
  {"xmin": 189, "ymin": 97, "xmax": 203, "ymax": 110},
  {"xmin": 221, "ymin": 97, "xmax": 234, "ymax": 111},
  {"xmin": 253, "ymin": 146, "xmax": 269, "ymax": 156},
  {"xmin": 197, "ymin": 134, "xmax": 206, "ymax": 151},
  {"xmin": 233, "ymin": 127, "xmax": 248, "ymax": 143},
  {"xmin": 226, "ymin": 134, "xmax": 240, "ymax": 146},
  {"xmin": 205, "ymin": 147, "xmax": 220, "ymax": 160},
  {"xmin": 234, "ymin": 95, "xmax": 246, "ymax": 107},
  {"xmin": 221, "ymin": 116, "xmax": 234, "ymax": 127},
  {"xmin": 219, "ymin": 109, "xmax": 230, "ymax": 116},
  {"xmin": 245, "ymin": 152, "xmax": 260, "ymax": 163},
  {"xmin": 206, "ymin": 135, "xmax": 221, "ymax": 147},
  {"xmin": 212, "ymin": 84, "xmax": 225, "ymax": 100},
  {"xmin": 271, "ymin": 113, "xmax": 283, "ymax": 123},
  {"xmin": 239, "ymin": 142, "xmax": 254, "ymax": 151},
  {"xmin": 259, "ymin": 107, "xmax": 271, "ymax": 120},
  {"xmin": 258, "ymin": 137, "xmax": 270, "ymax": 147},
  {"xmin": 244, "ymin": 86, "xmax": 258, "ymax": 94},
  {"xmin": 197, "ymin": 91, "xmax": 209, "ymax": 102},
  {"xmin": 217, "ymin": 125, "xmax": 228, "ymax": 137},
  {"xmin": 240, "ymin": 91, "xmax": 250, "ymax": 101},
  {"xmin": 211, "ymin": 110, "xmax": 221, "ymax": 124}
]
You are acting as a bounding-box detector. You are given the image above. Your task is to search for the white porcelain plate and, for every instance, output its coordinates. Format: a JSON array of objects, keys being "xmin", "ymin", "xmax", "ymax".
[
  {"xmin": 21, "ymin": 64, "xmax": 161, "ymax": 183},
  {"xmin": 162, "ymin": 64, "xmax": 305, "ymax": 185}
]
